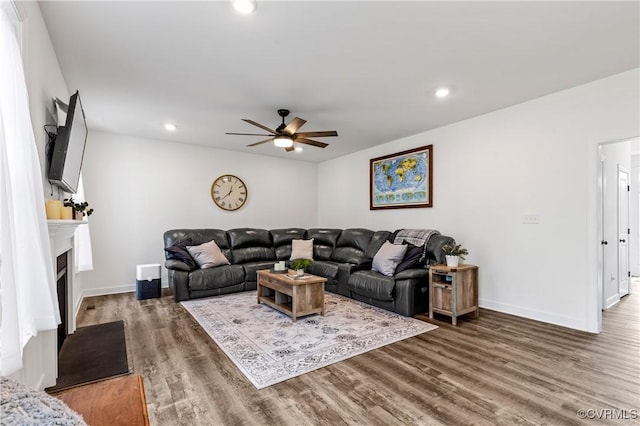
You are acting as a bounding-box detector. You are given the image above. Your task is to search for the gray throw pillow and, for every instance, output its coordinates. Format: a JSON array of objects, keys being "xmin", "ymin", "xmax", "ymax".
[
  {"xmin": 290, "ymin": 238, "xmax": 314, "ymax": 260},
  {"xmin": 372, "ymin": 241, "xmax": 408, "ymax": 276},
  {"xmin": 187, "ymin": 239, "xmax": 230, "ymax": 269}
]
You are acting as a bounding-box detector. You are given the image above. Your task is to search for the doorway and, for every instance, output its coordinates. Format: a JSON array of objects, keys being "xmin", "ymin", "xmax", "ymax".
[
  {"xmin": 599, "ymin": 138, "xmax": 638, "ymax": 314},
  {"xmin": 618, "ymin": 165, "xmax": 630, "ymax": 297}
]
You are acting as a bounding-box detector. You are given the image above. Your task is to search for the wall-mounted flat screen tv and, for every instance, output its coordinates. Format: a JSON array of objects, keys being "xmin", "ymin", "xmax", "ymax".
[{"xmin": 48, "ymin": 90, "xmax": 87, "ymax": 194}]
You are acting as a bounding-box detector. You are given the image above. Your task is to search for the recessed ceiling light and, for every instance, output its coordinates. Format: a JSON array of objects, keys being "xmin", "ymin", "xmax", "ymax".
[
  {"xmin": 232, "ymin": 0, "xmax": 257, "ymax": 14},
  {"xmin": 294, "ymin": 146, "xmax": 303, "ymax": 153},
  {"xmin": 435, "ymin": 88, "xmax": 450, "ymax": 98},
  {"xmin": 164, "ymin": 123, "xmax": 177, "ymax": 131}
]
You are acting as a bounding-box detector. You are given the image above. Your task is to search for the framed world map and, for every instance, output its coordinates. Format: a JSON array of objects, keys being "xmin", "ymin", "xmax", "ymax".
[{"xmin": 370, "ymin": 145, "xmax": 433, "ymax": 210}]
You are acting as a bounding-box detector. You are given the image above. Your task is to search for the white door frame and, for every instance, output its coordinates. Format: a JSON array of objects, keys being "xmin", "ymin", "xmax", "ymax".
[
  {"xmin": 618, "ymin": 165, "xmax": 630, "ymax": 297},
  {"xmin": 590, "ymin": 137, "xmax": 638, "ymax": 333}
]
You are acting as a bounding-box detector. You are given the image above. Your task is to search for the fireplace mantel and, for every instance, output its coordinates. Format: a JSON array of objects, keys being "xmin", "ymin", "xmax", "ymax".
[{"xmin": 48, "ymin": 220, "xmax": 85, "ymax": 256}]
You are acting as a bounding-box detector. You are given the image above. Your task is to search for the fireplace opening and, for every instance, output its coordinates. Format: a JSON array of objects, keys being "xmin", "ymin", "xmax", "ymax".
[{"xmin": 56, "ymin": 252, "xmax": 68, "ymax": 352}]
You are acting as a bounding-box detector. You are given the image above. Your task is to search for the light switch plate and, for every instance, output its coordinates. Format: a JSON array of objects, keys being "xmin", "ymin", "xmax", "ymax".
[{"xmin": 523, "ymin": 214, "xmax": 540, "ymax": 224}]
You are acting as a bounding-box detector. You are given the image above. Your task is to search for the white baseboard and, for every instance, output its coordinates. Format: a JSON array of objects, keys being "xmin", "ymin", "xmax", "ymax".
[
  {"xmin": 479, "ymin": 298, "xmax": 589, "ymax": 332},
  {"xmin": 604, "ymin": 293, "xmax": 620, "ymax": 310},
  {"xmin": 80, "ymin": 280, "xmax": 169, "ymax": 299}
]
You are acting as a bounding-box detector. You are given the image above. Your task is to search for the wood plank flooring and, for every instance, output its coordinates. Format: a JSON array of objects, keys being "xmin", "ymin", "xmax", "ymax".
[{"xmin": 77, "ymin": 283, "xmax": 639, "ymax": 426}]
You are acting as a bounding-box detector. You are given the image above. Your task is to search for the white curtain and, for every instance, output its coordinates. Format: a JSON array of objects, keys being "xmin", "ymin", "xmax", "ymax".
[{"xmin": 0, "ymin": 5, "xmax": 60, "ymax": 376}]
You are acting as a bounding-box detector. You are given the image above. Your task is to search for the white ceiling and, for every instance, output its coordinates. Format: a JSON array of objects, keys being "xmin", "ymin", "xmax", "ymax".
[{"xmin": 38, "ymin": 1, "xmax": 639, "ymax": 162}]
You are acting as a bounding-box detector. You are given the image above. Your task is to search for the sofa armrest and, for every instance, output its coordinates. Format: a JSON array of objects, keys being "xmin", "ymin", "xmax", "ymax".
[
  {"xmin": 395, "ymin": 268, "xmax": 428, "ymax": 280},
  {"xmin": 167, "ymin": 269, "xmax": 190, "ymax": 302},
  {"xmin": 342, "ymin": 255, "xmax": 372, "ymax": 267},
  {"xmin": 165, "ymin": 259, "xmax": 195, "ymax": 272}
]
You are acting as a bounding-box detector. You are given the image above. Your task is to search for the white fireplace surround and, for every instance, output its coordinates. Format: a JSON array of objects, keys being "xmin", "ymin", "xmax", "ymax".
[
  {"xmin": 31, "ymin": 220, "xmax": 84, "ymax": 388},
  {"xmin": 48, "ymin": 219, "xmax": 84, "ymax": 335}
]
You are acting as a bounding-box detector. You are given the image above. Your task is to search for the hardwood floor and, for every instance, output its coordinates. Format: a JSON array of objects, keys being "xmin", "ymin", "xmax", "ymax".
[{"xmin": 77, "ymin": 283, "xmax": 639, "ymax": 426}]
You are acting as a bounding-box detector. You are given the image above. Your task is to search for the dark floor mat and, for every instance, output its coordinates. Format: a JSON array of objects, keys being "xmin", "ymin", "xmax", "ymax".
[{"xmin": 46, "ymin": 320, "xmax": 129, "ymax": 393}]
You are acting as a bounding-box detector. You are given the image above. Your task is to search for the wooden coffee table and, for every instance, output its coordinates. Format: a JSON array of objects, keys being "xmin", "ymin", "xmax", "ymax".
[{"xmin": 257, "ymin": 270, "xmax": 326, "ymax": 322}]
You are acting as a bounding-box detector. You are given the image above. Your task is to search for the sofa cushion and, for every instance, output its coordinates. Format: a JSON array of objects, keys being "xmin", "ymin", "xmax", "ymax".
[
  {"xmin": 331, "ymin": 228, "xmax": 373, "ymax": 264},
  {"xmin": 372, "ymin": 241, "xmax": 407, "ymax": 276},
  {"xmin": 187, "ymin": 240, "xmax": 231, "ymax": 269},
  {"xmin": 228, "ymin": 228, "xmax": 272, "ymax": 249},
  {"xmin": 232, "ymin": 247, "xmax": 276, "ymax": 264},
  {"xmin": 307, "ymin": 228, "xmax": 342, "ymax": 260},
  {"xmin": 291, "ymin": 239, "xmax": 314, "ymax": 260},
  {"xmin": 271, "ymin": 228, "xmax": 307, "ymax": 260},
  {"xmin": 307, "ymin": 260, "xmax": 340, "ymax": 280},
  {"xmin": 242, "ymin": 261, "xmax": 276, "ymax": 282},
  {"xmin": 365, "ymin": 230, "xmax": 393, "ymax": 259},
  {"xmin": 348, "ymin": 270, "xmax": 396, "ymax": 302},
  {"xmin": 228, "ymin": 228, "xmax": 275, "ymax": 263},
  {"xmin": 164, "ymin": 229, "xmax": 232, "ymax": 261},
  {"xmin": 187, "ymin": 265, "xmax": 245, "ymax": 291}
]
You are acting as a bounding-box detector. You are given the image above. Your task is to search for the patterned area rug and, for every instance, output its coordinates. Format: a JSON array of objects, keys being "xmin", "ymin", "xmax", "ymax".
[{"xmin": 181, "ymin": 291, "xmax": 437, "ymax": 389}]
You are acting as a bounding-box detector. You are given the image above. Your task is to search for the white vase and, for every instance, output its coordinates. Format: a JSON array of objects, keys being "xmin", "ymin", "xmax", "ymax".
[
  {"xmin": 296, "ymin": 269, "xmax": 304, "ymax": 277},
  {"xmin": 445, "ymin": 255, "xmax": 459, "ymax": 267}
]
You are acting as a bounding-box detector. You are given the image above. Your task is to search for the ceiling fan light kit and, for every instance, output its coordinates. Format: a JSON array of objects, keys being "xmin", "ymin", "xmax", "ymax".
[
  {"xmin": 273, "ymin": 135, "xmax": 293, "ymax": 148},
  {"xmin": 232, "ymin": 0, "xmax": 257, "ymax": 14},
  {"xmin": 226, "ymin": 108, "xmax": 338, "ymax": 153}
]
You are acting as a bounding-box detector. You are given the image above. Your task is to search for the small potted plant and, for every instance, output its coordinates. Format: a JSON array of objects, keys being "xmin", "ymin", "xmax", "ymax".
[
  {"xmin": 63, "ymin": 197, "xmax": 94, "ymax": 220},
  {"xmin": 441, "ymin": 243, "xmax": 468, "ymax": 267},
  {"xmin": 290, "ymin": 258, "xmax": 312, "ymax": 276}
]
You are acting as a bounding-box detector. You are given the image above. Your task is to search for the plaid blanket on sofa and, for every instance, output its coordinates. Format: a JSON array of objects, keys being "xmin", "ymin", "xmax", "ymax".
[{"xmin": 393, "ymin": 229, "xmax": 440, "ymax": 262}]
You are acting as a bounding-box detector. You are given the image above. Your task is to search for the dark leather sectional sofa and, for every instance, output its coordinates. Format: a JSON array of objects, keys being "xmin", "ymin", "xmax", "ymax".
[{"xmin": 163, "ymin": 228, "xmax": 454, "ymax": 316}]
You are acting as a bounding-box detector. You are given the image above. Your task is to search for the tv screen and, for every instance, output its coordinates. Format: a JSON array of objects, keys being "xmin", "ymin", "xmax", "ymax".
[{"xmin": 48, "ymin": 91, "xmax": 87, "ymax": 194}]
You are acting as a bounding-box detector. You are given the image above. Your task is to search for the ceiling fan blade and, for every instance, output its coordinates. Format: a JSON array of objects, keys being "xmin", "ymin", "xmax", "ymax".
[
  {"xmin": 226, "ymin": 132, "xmax": 274, "ymax": 136},
  {"xmin": 283, "ymin": 117, "xmax": 307, "ymax": 135},
  {"xmin": 247, "ymin": 137, "xmax": 274, "ymax": 147},
  {"xmin": 242, "ymin": 119, "xmax": 277, "ymax": 134},
  {"xmin": 285, "ymin": 146, "xmax": 295, "ymax": 152},
  {"xmin": 295, "ymin": 138, "xmax": 329, "ymax": 148},
  {"xmin": 294, "ymin": 130, "xmax": 338, "ymax": 138}
]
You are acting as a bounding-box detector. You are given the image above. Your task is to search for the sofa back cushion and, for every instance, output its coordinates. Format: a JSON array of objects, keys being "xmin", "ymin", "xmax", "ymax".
[
  {"xmin": 365, "ymin": 230, "xmax": 392, "ymax": 259},
  {"xmin": 228, "ymin": 228, "xmax": 275, "ymax": 264},
  {"xmin": 270, "ymin": 228, "xmax": 307, "ymax": 260},
  {"xmin": 164, "ymin": 229, "xmax": 231, "ymax": 261},
  {"xmin": 331, "ymin": 228, "xmax": 373, "ymax": 263},
  {"xmin": 306, "ymin": 228, "xmax": 342, "ymax": 260}
]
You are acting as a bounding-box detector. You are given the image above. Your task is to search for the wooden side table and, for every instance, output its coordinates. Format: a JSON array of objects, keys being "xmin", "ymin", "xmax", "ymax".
[{"xmin": 429, "ymin": 264, "xmax": 479, "ymax": 325}]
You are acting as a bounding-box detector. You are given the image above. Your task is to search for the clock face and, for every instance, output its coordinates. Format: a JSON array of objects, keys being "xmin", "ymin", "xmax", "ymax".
[{"xmin": 211, "ymin": 175, "xmax": 247, "ymax": 211}]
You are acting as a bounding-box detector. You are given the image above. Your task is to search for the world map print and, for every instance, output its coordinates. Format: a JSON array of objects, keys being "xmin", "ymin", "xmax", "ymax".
[{"xmin": 372, "ymin": 150, "xmax": 429, "ymax": 207}]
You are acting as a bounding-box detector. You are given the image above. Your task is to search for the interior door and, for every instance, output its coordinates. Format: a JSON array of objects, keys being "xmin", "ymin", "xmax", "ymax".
[{"xmin": 618, "ymin": 165, "xmax": 630, "ymax": 297}]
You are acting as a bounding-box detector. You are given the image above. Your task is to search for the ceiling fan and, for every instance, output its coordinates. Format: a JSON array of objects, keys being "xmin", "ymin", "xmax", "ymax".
[{"xmin": 226, "ymin": 109, "xmax": 338, "ymax": 152}]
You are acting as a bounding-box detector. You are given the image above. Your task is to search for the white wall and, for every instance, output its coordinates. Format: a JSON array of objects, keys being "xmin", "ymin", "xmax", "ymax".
[
  {"xmin": 601, "ymin": 141, "xmax": 631, "ymax": 308},
  {"xmin": 318, "ymin": 69, "xmax": 640, "ymax": 332},
  {"xmin": 79, "ymin": 132, "xmax": 319, "ymax": 296}
]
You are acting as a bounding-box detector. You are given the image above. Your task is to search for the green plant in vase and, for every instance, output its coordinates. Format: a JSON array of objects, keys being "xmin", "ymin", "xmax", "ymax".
[
  {"xmin": 290, "ymin": 258, "xmax": 312, "ymax": 275},
  {"xmin": 441, "ymin": 243, "xmax": 468, "ymax": 267},
  {"xmin": 63, "ymin": 197, "xmax": 94, "ymax": 220}
]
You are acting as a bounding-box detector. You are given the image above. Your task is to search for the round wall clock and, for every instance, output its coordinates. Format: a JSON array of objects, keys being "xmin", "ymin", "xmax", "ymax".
[{"xmin": 211, "ymin": 175, "xmax": 247, "ymax": 211}]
